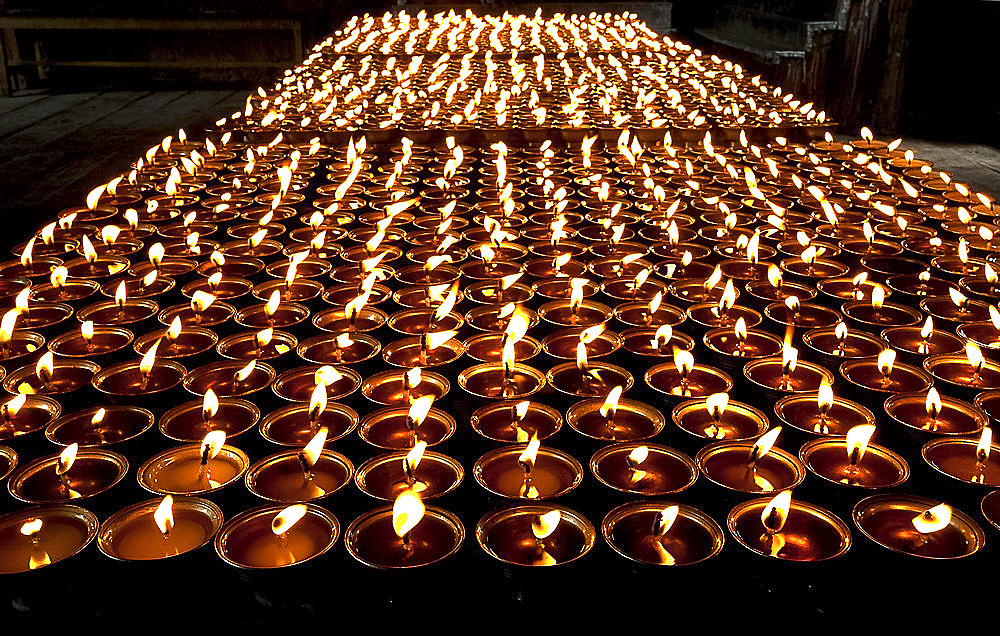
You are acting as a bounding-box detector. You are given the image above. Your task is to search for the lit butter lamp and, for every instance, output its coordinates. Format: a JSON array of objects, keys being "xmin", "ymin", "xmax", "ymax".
[
  {"xmin": 853, "ymin": 496, "xmax": 984, "ymax": 559},
  {"xmin": 3, "ymin": 290, "xmax": 72, "ymax": 333},
  {"xmin": 3, "ymin": 351, "xmax": 99, "ymax": 396},
  {"xmin": 359, "ymin": 395, "xmax": 456, "ymax": 450},
  {"xmin": 886, "ymin": 387, "xmax": 988, "ymax": 440},
  {"xmin": 773, "ymin": 379, "xmax": 875, "ymax": 436},
  {"xmin": 355, "ymin": 440, "xmax": 464, "ymax": 501},
  {"xmin": 613, "ymin": 290, "xmax": 686, "ymax": 328},
  {"xmin": 237, "ymin": 289, "xmax": 310, "ymax": 330},
  {"xmin": 840, "ymin": 347, "xmax": 933, "ymax": 395},
  {"xmin": 0, "ymin": 506, "xmax": 99, "ymax": 574},
  {"xmin": 1, "ymin": 393, "xmax": 61, "ymax": 441},
  {"xmin": 744, "ymin": 342, "xmax": 834, "ymax": 399},
  {"xmin": 7, "ymin": 443, "xmax": 128, "ymax": 503},
  {"xmin": 841, "ymin": 284, "xmax": 922, "ymax": 329},
  {"xmin": 476, "ymin": 506, "xmax": 596, "ymax": 567},
  {"xmin": 924, "ymin": 342, "xmax": 1000, "ymax": 398},
  {"xmin": 458, "ymin": 314, "xmax": 545, "ymax": 399},
  {"xmin": 46, "ymin": 405, "xmax": 154, "ymax": 448},
  {"xmin": 183, "ymin": 359, "xmax": 275, "ymax": 398},
  {"xmin": 802, "ymin": 322, "xmax": 886, "ymax": 370},
  {"xmin": 567, "ymin": 386, "xmax": 666, "ymax": 441},
  {"xmin": 671, "ymin": 392, "xmax": 769, "ymax": 441},
  {"xmin": 272, "ymin": 363, "xmax": 362, "ymax": 403},
  {"xmin": 159, "ymin": 291, "xmax": 235, "ymax": 329},
  {"xmin": 702, "ymin": 317, "xmax": 783, "ymax": 370},
  {"xmin": 361, "ymin": 367, "xmax": 449, "ymax": 406},
  {"xmin": 728, "ymin": 490, "xmax": 852, "ymax": 561},
  {"xmin": 696, "ymin": 427, "xmax": 806, "ymax": 494},
  {"xmin": 799, "ymin": 424, "xmax": 909, "ymax": 488},
  {"xmin": 602, "ymin": 502, "xmax": 725, "ymax": 566},
  {"xmin": 645, "ymin": 349, "xmax": 732, "ymax": 402},
  {"xmin": 216, "ymin": 503, "xmax": 340, "ymax": 569},
  {"xmin": 590, "ymin": 443, "xmax": 698, "ymax": 496},
  {"xmin": 381, "ymin": 329, "xmax": 464, "ymax": 368},
  {"xmin": 474, "ymin": 434, "xmax": 583, "ymax": 499},
  {"xmin": 883, "ymin": 315, "xmax": 964, "ymax": 363},
  {"xmin": 48, "ymin": 319, "xmax": 133, "ymax": 360},
  {"xmin": 97, "ymin": 495, "xmax": 223, "ymax": 561},
  {"xmin": 259, "ymin": 382, "xmax": 359, "ymax": 447},
  {"xmin": 922, "ymin": 427, "xmax": 1000, "ymax": 487},
  {"xmin": 76, "ymin": 281, "xmax": 158, "ymax": 327},
  {"xmin": 547, "ymin": 337, "xmax": 633, "ymax": 397},
  {"xmin": 470, "ymin": 400, "xmax": 562, "ymax": 444},
  {"xmin": 246, "ymin": 427, "xmax": 354, "ymax": 503},
  {"xmin": 133, "ymin": 317, "xmax": 217, "ymax": 361},
  {"xmin": 92, "ymin": 339, "xmax": 187, "ymax": 397},
  {"xmin": 538, "ymin": 277, "xmax": 612, "ymax": 327},
  {"xmin": 956, "ymin": 305, "xmax": 1000, "ymax": 359},
  {"xmin": 346, "ymin": 489, "xmax": 464, "ymax": 569},
  {"xmin": 29, "ymin": 266, "xmax": 99, "ymax": 303},
  {"xmin": 216, "ymin": 326, "xmax": 297, "ymax": 362},
  {"xmin": 136, "ymin": 431, "xmax": 249, "ymax": 496},
  {"xmin": 158, "ymin": 389, "xmax": 258, "ymax": 443}
]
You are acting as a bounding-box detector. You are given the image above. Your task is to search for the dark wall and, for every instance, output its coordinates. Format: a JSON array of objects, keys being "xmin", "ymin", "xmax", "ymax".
[{"xmin": 901, "ymin": 0, "xmax": 1000, "ymax": 147}]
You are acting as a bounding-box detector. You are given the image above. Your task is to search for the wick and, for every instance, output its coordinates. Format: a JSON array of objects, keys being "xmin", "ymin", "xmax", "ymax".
[
  {"xmin": 403, "ymin": 457, "xmax": 416, "ymax": 486},
  {"xmin": 298, "ymin": 452, "xmax": 313, "ymax": 482}
]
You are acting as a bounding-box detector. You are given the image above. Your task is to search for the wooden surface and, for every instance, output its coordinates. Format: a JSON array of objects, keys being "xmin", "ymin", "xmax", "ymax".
[{"xmin": 0, "ymin": 90, "xmax": 246, "ymax": 240}]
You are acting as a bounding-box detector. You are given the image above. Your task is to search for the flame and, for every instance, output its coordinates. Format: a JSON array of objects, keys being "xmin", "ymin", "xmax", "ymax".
[
  {"xmin": 579, "ymin": 324, "xmax": 605, "ymax": 345},
  {"xmin": 600, "ymin": 386, "xmax": 624, "ymax": 418},
  {"xmin": 424, "ymin": 330, "xmax": 457, "ymax": 350},
  {"xmin": 234, "ymin": 360, "xmax": 256, "ymax": 382},
  {"xmin": 207, "ymin": 272, "xmax": 222, "ymax": 290},
  {"xmin": 518, "ymin": 434, "xmax": 541, "ymax": 471},
  {"xmin": 818, "ymin": 378, "xmax": 834, "ymax": 414},
  {"xmin": 301, "ymin": 427, "xmax": 328, "ymax": 468},
  {"xmin": 569, "ymin": 278, "xmax": 587, "ymax": 311},
  {"xmin": 925, "ymin": 387, "xmax": 942, "ymax": 419},
  {"xmin": 392, "ymin": 489, "xmax": 425, "ymax": 538},
  {"xmin": 752, "ymin": 427, "xmax": 782, "ymax": 463},
  {"xmin": 992, "ymin": 306, "xmax": 1000, "ymax": 332},
  {"xmin": 706, "ymin": 392, "xmax": 729, "ymax": 421},
  {"xmin": 115, "ymin": 281, "xmax": 128, "ymax": 307},
  {"xmin": 200, "ymin": 431, "xmax": 226, "ymax": 462},
  {"xmin": 767, "ymin": 265, "xmax": 782, "ymax": 288},
  {"xmin": 949, "ymin": 288, "xmax": 968, "ymax": 309},
  {"xmin": 199, "ymin": 387, "xmax": 219, "ymax": 421},
  {"xmin": 20, "ymin": 518, "xmax": 42, "ymax": 536},
  {"xmin": 256, "ymin": 328, "xmax": 273, "ymax": 350},
  {"xmin": 407, "ymin": 395, "xmax": 434, "ymax": 428},
  {"xmin": 705, "ymin": 267, "xmax": 722, "ymax": 291},
  {"xmin": 140, "ymin": 339, "xmax": 159, "ymax": 376},
  {"xmin": 719, "ymin": 279, "xmax": 737, "ymax": 314},
  {"xmin": 165, "ymin": 316, "xmax": 182, "ymax": 341},
  {"xmin": 654, "ymin": 505, "xmax": 680, "ymax": 537},
  {"xmin": 309, "ymin": 382, "xmax": 328, "ymax": 422},
  {"xmin": 627, "ymin": 446, "xmax": 649, "ymax": 467},
  {"xmin": 761, "ymin": 490, "xmax": 792, "ymax": 534},
  {"xmin": 959, "ymin": 238, "xmax": 969, "ymax": 265},
  {"xmin": 674, "ymin": 349, "xmax": 694, "ymax": 377},
  {"xmin": 36, "ymin": 352, "xmax": 54, "ymax": 384},
  {"xmin": 50, "ymin": 266, "xmax": 67, "ymax": 288},
  {"xmin": 878, "ymin": 348, "xmax": 896, "ymax": 377},
  {"xmin": 845, "ymin": 424, "xmax": 876, "ymax": 464},
  {"xmin": 148, "ymin": 243, "xmax": 165, "ymax": 268},
  {"xmin": 871, "ymin": 285, "xmax": 885, "ymax": 310},
  {"xmin": 143, "ymin": 271, "xmax": 158, "ymax": 287},
  {"xmin": 531, "ymin": 510, "xmax": 561, "ymax": 540},
  {"xmin": 912, "ymin": 503, "xmax": 951, "ymax": 534},
  {"xmin": 154, "ymin": 495, "xmax": 174, "ymax": 536},
  {"xmin": 81, "ymin": 235, "xmax": 97, "ymax": 263},
  {"xmin": 314, "ymin": 365, "xmax": 343, "ymax": 387},
  {"xmin": 271, "ymin": 504, "xmax": 308, "ymax": 536},
  {"xmin": 0, "ymin": 310, "xmax": 16, "ymax": 344},
  {"xmin": 433, "ymin": 281, "xmax": 459, "ymax": 322},
  {"xmin": 86, "ymin": 184, "xmax": 105, "ymax": 211},
  {"xmin": 967, "ymin": 342, "xmax": 985, "ymax": 373},
  {"xmin": 3, "ymin": 394, "xmax": 27, "ymax": 417},
  {"xmin": 920, "ymin": 316, "xmax": 934, "ymax": 339},
  {"xmin": 20, "ymin": 239, "xmax": 33, "ymax": 267},
  {"xmin": 191, "ymin": 291, "xmax": 216, "ymax": 313},
  {"xmin": 977, "ymin": 427, "xmax": 993, "ymax": 463},
  {"xmin": 576, "ymin": 341, "xmax": 589, "ymax": 371},
  {"xmin": 782, "ymin": 343, "xmax": 798, "ymax": 374},
  {"xmin": 504, "ymin": 310, "xmax": 530, "ymax": 344},
  {"xmin": 57, "ymin": 443, "xmax": 77, "ymax": 475}
]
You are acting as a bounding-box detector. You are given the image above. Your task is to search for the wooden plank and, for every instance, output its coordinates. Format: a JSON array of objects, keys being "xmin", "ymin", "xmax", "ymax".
[
  {"xmin": 0, "ymin": 17, "xmax": 300, "ymax": 31},
  {"xmin": 0, "ymin": 91, "xmax": 152, "ymax": 162},
  {"xmin": 0, "ymin": 93, "xmax": 47, "ymax": 116},
  {"xmin": 44, "ymin": 60, "xmax": 296, "ymax": 69},
  {"xmin": 0, "ymin": 91, "xmax": 99, "ymax": 138}
]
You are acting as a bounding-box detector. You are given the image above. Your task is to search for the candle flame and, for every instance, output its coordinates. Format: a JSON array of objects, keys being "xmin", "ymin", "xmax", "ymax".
[
  {"xmin": 201, "ymin": 387, "xmax": 219, "ymax": 420},
  {"xmin": 761, "ymin": 490, "xmax": 792, "ymax": 534},
  {"xmin": 579, "ymin": 324, "xmax": 604, "ymax": 345},
  {"xmin": 949, "ymin": 287, "xmax": 968, "ymax": 309},
  {"xmin": 50, "ymin": 266, "xmax": 67, "ymax": 288},
  {"xmin": 115, "ymin": 281, "xmax": 128, "ymax": 307},
  {"xmin": 234, "ymin": 360, "xmax": 256, "ymax": 383},
  {"xmin": 191, "ymin": 291, "xmax": 216, "ymax": 313},
  {"xmin": 531, "ymin": 510, "xmax": 561, "ymax": 540},
  {"xmin": 407, "ymin": 395, "xmax": 434, "ymax": 429},
  {"xmin": 271, "ymin": 504, "xmax": 308, "ymax": 536},
  {"xmin": 992, "ymin": 306, "xmax": 1000, "ymax": 332},
  {"xmin": 752, "ymin": 427, "xmax": 782, "ymax": 463},
  {"xmin": 674, "ymin": 349, "xmax": 694, "ymax": 377},
  {"xmin": 653, "ymin": 505, "xmax": 679, "ymax": 537},
  {"xmin": 912, "ymin": 503, "xmax": 951, "ymax": 534},
  {"xmin": 600, "ymin": 386, "xmax": 624, "ymax": 418},
  {"xmin": 140, "ymin": 339, "xmax": 159, "ymax": 376},
  {"xmin": 256, "ymin": 328, "xmax": 273, "ymax": 349},
  {"xmin": 36, "ymin": 352, "xmax": 54, "ymax": 384},
  {"xmin": 767, "ymin": 265, "xmax": 782, "ymax": 288},
  {"xmin": 845, "ymin": 424, "xmax": 876, "ymax": 464},
  {"xmin": 782, "ymin": 342, "xmax": 798, "ymax": 374},
  {"xmin": 967, "ymin": 342, "xmax": 985, "ymax": 373},
  {"xmin": 569, "ymin": 278, "xmax": 587, "ymax": 311},
  {"xmin": 4, "ymin": 394, "xmax": 27, "ymax": 417},
  {"xmin": 57, "ymin": 443, "xmax": 77, "ymax": 475},
  {"xmin": 0, "ymin": 310, "xmax": 17, "ymax": 344},
  {"xmin": 627, "ymin": 445, "xmax": 649, "ymax": 467},
  {"xmin": 433, "ymin": 281, "xmax": 459, "ymax": 322},
  {"xmin": 392, "ymin": 489, "xmax": 425, "ymax": 538},
  {"xmin": 200, "ymin": 430, "xmax": 226, "ymax": 462},
  {"xmin": 871, "ymin": 285, "xmax": 885, "ymax": 310},
  {"xmin": 20, "ymin": 518, "xmax": 42, "ymax": 537},
  {"xmin": 920, "ymin": 316, "xmax": 934, "ymax": 339},
  {"xmin": 518, "ymin": 433, "xmax": 541, "ymax": 472},
  {"xmin": 706, "ymin": 392, "xmax": 729, "ymax": 421},
  {"xmin": 924, "ymin": 387, "xmax": 942, "ymax": 419},
  {"xmin": 878, "ymin": 348, "xmax": 896, "ymax": 377},
  {"xmin": 978, "ymin": 427, "xmax": 993, "ymax": 463},
  {"xmin": 425, "ymin": 330, "xmax": 457, "ymax": 351},
  {"xmin": 301, "ymin": 427, "xmax": 328, "ymax": 468},
  {"xmin": 154, "ymin": 495, "xmax": 174, "ymax": 536}
]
